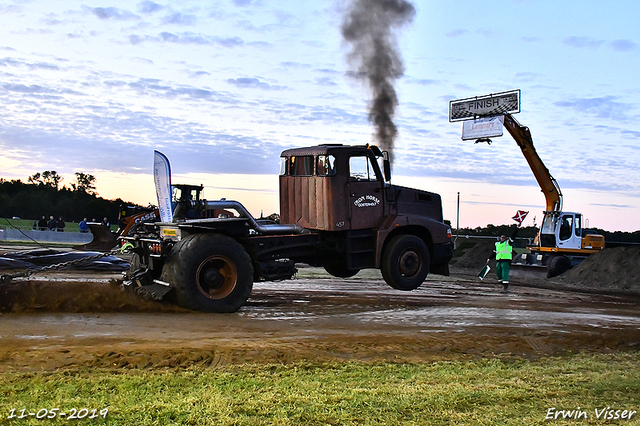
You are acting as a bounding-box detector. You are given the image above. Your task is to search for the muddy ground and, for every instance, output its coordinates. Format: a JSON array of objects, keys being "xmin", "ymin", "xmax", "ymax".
[{"xmin": 0, "ymin": 242, "xmax": 639, "ymax": 372}]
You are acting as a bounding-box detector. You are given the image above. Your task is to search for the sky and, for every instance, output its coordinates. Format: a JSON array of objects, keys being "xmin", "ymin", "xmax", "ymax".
[{"xmin": 0, "ymin": 0, "xmax": 638, "ymax": 232}]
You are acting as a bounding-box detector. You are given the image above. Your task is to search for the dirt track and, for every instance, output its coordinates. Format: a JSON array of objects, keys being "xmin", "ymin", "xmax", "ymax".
[{"xmin": 1, "ymin": 265, "xmax": 639, "ymax": 372}]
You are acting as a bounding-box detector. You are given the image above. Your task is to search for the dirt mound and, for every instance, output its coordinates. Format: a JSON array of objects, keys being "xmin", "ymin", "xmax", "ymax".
[
  {"xmin": 450, "ymin": 238, "xmax": 496, "ymax": 270},
  {"xmin": 0, "ymin": 276, "xmax": 187, "ymax": 313},
  {"xmin": 552, "ymin": 247, "xmax": 640, "ymax": 294}
]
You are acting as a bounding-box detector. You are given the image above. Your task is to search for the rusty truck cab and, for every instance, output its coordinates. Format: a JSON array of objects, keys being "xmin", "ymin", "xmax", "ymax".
[{"xmin": 279, "ymin": 144, "xmax": 389, "ymax": 231}]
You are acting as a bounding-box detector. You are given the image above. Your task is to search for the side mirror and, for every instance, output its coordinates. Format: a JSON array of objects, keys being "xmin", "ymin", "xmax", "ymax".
[{"xmin": 383, "ymin": 158, "xmax": 391, "ymax": 183}]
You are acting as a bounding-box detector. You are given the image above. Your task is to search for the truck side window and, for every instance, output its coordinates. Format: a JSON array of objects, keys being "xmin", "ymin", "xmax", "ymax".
[
  {"xmin": 349, "ymin": 156, "xmax": 378, "ymax": 182},
  {"xmin": 289, "ymin": 156, "xmax": 314, "ymax": 176},
  {"xmin": 574, "ymin": 214, "xmax": 582, "ymax": 237},
  {"xmin": 317, "ymin": 155, "xmax": 336, "ymax": 176}
]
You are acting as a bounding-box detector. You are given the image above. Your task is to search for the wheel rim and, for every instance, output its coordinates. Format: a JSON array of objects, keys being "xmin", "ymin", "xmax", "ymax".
[
  {"xmin": 398, "ymin": 249, "xmax": 421, "ymax": 278},
  {"xmin": 196, "ymin": 255, "xmax": 238, "ymax": 300}
]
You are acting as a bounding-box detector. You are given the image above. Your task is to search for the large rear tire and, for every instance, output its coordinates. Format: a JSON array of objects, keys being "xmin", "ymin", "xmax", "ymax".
[
  {"xmin": 381, "ymin": 235, "xmax": 430, "ymax": 291},
  {"xmin": 162, "ymin": 233, "xmax": 253, "ymax": 312}
]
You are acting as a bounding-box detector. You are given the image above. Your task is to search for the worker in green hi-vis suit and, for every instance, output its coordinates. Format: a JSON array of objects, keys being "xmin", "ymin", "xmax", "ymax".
[{"xmin": 487, "ymin": 227, "xmax": 518, "ymax": 293}]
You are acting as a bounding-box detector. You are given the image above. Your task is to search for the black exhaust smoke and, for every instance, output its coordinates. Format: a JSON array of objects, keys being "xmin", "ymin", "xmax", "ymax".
[{"xmin": 341, "ymin": 0, "xmax": 415, "ymax": 164}]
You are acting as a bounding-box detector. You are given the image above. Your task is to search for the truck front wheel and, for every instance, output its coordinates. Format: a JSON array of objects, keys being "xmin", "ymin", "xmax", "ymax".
[
  {"xmin": 162, "ymin": 233, "xmax": 254, "ymax": 313},
  {"xmin": 381, "ymin": 235, "xmax": 430, "ymax": 291}
]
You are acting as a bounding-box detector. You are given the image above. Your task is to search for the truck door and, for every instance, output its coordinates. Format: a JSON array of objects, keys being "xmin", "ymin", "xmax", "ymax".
[
  {"xmin": 556, "ymin": 213, "xmax": 582, "ymax": 250},
  {"xmin": 348, "ymin": 155, "xmax": 384, "ymax": 230}
]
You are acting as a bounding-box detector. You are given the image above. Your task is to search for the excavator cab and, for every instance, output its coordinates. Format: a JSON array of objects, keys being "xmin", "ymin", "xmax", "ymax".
[
  {"xmin": 538, "ymin": 211, "xmax": 605, "ymax": 252},
  {"xmin": 539, "ymin": 211, "xmax": 582, "ymax": 250}
]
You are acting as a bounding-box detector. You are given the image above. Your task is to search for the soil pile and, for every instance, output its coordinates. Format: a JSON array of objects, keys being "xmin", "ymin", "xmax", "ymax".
[
  {"xmin": 0, "ymin": 275, "xmax": 187, "ymax": 313},
  {"xmin": 552, "ymin": 246, "xmax": 640, "ymax": 295},
  {"xmin": 450, "ymin": 238, "xmax": 496, "ymax": 270}
]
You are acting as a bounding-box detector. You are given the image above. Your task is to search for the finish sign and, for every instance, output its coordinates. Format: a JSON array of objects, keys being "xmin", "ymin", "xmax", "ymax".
[{"xmin": 449, "ymin": 89, "xmax": 520, "ymax": 122}]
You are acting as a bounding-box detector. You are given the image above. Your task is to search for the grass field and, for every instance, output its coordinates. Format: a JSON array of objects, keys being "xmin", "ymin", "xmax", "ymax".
[{"xmin": 1, "ymin": 352, "xmax": 639, "ymax": 425}]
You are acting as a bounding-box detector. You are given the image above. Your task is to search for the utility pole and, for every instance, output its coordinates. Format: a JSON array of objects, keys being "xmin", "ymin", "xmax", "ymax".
[{"xmin": 456, "ymin": 192, "xmax": 460, "ymax": 246}]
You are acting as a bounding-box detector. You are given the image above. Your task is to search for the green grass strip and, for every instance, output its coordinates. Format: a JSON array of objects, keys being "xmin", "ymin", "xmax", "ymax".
[{"xmin": 1, "ymin": 352, "xmax": 639, "ymax": 425}]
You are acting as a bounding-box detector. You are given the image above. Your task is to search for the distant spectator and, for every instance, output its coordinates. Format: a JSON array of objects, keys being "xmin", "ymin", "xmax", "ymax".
[
  {"xmin": 32, "ymin": 221, "xmax": 37, "ymax": 230},
  {"xmin": 38, "ymin": 216, "xmax": 48, "ymax": 231},
  {"xmin": 57, "ymin": 217, "xmax": 65, "ymax": 232},
  {"xmin": 79, "ymin": 218, "xmax": 90, "ymax": 233},
  {"xmin": 102, "ymin": 217, "xmax": 109, "ymax": 228},
  {"xmin": 48, "ymin": 216, "xmax": 57, "ymax": 231}
]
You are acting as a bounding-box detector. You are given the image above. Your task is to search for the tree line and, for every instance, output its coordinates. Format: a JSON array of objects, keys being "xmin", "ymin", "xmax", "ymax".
[
  {"xmin": 456, "ymin": 224, "xmax": 640, "ymax": 243},
  {"xmin": 0, "ymin": 171, "xmax": 140, "ymax": 225}
]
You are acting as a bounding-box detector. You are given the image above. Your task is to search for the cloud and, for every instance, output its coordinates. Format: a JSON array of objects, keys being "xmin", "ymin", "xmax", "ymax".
[
  {"xmin": 1, "ymin": 83, "xmax": 47, "ymax": 94},
  {"xmin": 514, "ymin": 72, "xmax": 539, "ymax": 82},
  {"xmin": 122, "ymin": 78, "xmax": 233, "ymax": 103},
  {"xmin": 0, "ymin": 4, "xmax": 21, "ymax": 14},
  {"xmin": 162, "ymin": 12, "xmax": 197, "ymax": 26},
  {"xmin": 226, "ymin": 77, "xmax": 286, "ymax": 91},
  {"xmin": 129, "ymin": 32, "xmax": 244, "ymax": 47},
  {"xmin": 446, "ymin": 29, "xmax": 468, "ymax": 37},
  {"xmin": 314, "ymin": 77, "xmax": 338, "ymax": 86},
  {"xmin": 188, "ymin": 70, "xmax": 210, "ymax": 78},
  {"xmin": 621, "ymin": 129, "xmax": 640, "ymax": 139},
  {"xmin": 0, "ymin": 57, "xmax": 59, "ymax": 71},
  {"xmin": 590, "ymin": 202, "xmax": 634, "ymax": 208},
  {"xmin": 0, "ymin": 57, "xmax": 23, "ymax": 67},
  {"xmin": 246, "ymin": 41, "xmax": 273, "ymax": 49},
  {"xmin": 0, "ymin": 83, "xmax": 80, "ymax": 97},
  {"xmin": 28, "ymin": 62, "xmax": 60, "ymax": 71},
  {"xmin": 554, "ymin": 96, "xmax": 631, "ymax": 120},
  {"xmin": 609, "ymin": 39, "xmax": 638, "ymax": 52},
  {"xmin": 138, "ymin": 0, "xmax": 163, "ymax": 14},
  {"xmin": 42, "ymin": 14, "xmax": 64, "ymax": 26},
  {"xmin": 562, "ymin": 36, "xmax": 604, "ymax": 49},
  {"xmin": 233, "ymin": 0, "xmax": 257, "ymax": 6},
  {"xmin": 413, "ymin": 78, "xmax": 440, "ymax": 86},
  {"xmin": 563, "ymin": 36, "xmax": 638, "ymax": 52},
  {"xmin": 87, "ymin": 6, "xmax": 140, "ymax": 21}
]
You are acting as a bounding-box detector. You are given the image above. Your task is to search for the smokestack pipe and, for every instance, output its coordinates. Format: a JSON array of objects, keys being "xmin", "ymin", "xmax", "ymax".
[{"xmin": 205, "ymin": 200, "xmax": 307, "ymax": 235}]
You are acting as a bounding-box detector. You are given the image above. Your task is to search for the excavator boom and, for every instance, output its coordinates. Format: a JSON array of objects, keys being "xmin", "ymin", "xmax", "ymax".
[
  {"xmin": 498, "ymin": 112, "xmax": 604, "ymax": 278},
  {"xmin": 502, "ymin": 113, "xmax": 562, "ymax": 213}
]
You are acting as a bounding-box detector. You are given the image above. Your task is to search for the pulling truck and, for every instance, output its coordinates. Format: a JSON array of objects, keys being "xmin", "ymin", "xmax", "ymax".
[{"xmin": 121, "ymin": 144, "xmax": 453, "ymax": 312}]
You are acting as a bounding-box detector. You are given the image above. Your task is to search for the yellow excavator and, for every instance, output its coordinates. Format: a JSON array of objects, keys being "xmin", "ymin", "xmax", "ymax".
[{"xmin": 492, "ymin": 113, "xmax": 604, "ymax": 277}]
